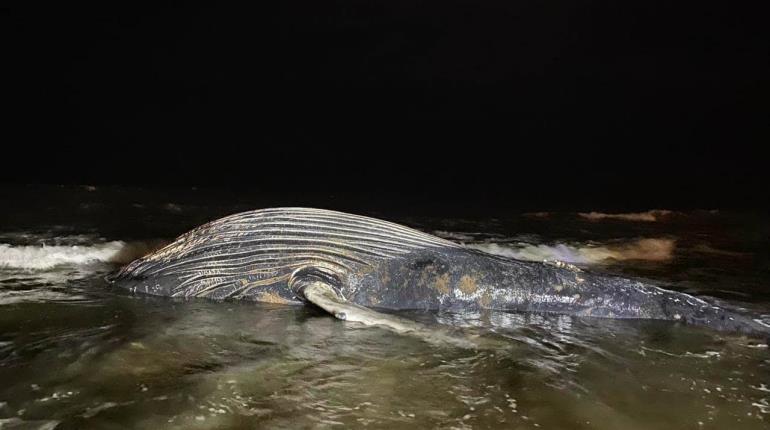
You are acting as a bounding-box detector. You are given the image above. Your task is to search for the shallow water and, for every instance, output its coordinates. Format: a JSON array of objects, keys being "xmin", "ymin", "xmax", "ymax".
[{"xmin": 1, "ymin": 185, "xmax": 768, "ymax": 429}]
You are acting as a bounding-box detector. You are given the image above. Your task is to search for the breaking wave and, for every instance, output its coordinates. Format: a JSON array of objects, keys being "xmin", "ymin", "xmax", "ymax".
[
  {"xmin": 0, "ymin": 241, "xmax": 163, "ymax": 270},
  {"xmin": 468, "ymin": 238, "xmax": 676, "ymax": 264},
  {"xmin": 577, "ymin": 210, "xmax": 673, "ymax": 222}
]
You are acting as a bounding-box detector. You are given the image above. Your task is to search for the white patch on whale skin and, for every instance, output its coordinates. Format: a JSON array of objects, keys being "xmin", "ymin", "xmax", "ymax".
[{"xmin": 452, "ymin": 287, "xmax": 483, "ymax": 304}]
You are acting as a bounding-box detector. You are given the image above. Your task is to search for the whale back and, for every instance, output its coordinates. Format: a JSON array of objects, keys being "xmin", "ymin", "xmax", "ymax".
[{"xmin": 112, "ymin": 207, "xmax": 460, "ymax": 301}]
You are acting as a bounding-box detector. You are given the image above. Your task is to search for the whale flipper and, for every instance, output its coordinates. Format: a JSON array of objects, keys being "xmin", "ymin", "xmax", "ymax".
[
  {"xmin": 302, "ymin": 281, "xmax": 418, "ymax": 331},
  {"xmin": 288, "ymin": 266, "xmax": 417, "ymax": 332},
  {"xmin": 293, "ymin": 272, "xmax": 482, "ymax": 348}
]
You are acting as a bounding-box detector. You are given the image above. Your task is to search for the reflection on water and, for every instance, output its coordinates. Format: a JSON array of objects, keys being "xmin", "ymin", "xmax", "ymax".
[{"xmin": 1, "ymin": 285, "xmax": 768, "ymax": 429}]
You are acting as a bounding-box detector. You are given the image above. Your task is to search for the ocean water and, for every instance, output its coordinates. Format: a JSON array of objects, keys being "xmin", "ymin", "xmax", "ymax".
[{"xmin": 1, "ymin": 185, "xmax": 769, "ymax": 429}]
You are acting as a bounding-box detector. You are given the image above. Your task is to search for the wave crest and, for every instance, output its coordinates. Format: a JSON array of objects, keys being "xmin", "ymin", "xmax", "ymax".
[
  {"xmin": 0, "ymin": 241, "xmax": 163, "ymax": 270},
  {"xmin": 469, "ymin": 238, "xmax": 675, "ymax": 264},
  {"xmin": 577, "ymin": 210, "xmax": 673, "ymax": 222}
]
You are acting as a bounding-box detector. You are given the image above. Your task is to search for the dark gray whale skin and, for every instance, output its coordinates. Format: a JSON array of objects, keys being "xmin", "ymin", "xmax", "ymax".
[{"xmin": 111, "ymin": 208, "xmax": 769, "ymax": 336}]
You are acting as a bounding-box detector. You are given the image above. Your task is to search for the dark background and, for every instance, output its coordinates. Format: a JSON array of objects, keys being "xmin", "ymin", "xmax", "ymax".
[{"xmin": 4, "ymin": 2, "xmax": 768, "ymax": 213}]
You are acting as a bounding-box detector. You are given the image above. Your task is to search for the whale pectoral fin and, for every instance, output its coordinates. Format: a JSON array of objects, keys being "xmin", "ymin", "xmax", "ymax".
[
  {"xmin": 289, "ymin": 268, "xmax": 485, "ymax": 348},
  {"xmin": 288, "ymin": 266, "xmax": 420, "ymax": 332},
  {"xmin": 299, "ymin": 281, "xmax": 484, "ymax": 348},
  {"xmin": 301, "ymin": 281, "xmax": 418, "ymax": 332}
]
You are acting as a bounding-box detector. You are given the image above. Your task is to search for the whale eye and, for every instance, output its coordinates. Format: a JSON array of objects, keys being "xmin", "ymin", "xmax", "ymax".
[
  {"xmin": 410, "ymin": 258, "xmax": 435, "ymax": 270},
  {"xmin": 335, "ymin": 312, "xmax": 347, "ymax": 320}
]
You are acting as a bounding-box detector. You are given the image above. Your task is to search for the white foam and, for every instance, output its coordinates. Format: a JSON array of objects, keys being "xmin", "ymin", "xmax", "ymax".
[
  {"xmin": 577, "ymin": 210, "xmax": 673, "ymax": 222},
  {"xmin": 0, "ymin": 418, "xmax": 59, "ymax": 430},
  {"xmin": 0, "ymin": 241, "xmax": 161, "ymax": 270},
  {"xmin": 0, "ymin": 289, "xmax": 90, "ymax": 305},
  {"xmin": 468, "ymin": 238, "xmax": 675, "ymax": 264},
  {"xmin": 431, "ymin": 231, "xmax": 476, "ymax": 241}
]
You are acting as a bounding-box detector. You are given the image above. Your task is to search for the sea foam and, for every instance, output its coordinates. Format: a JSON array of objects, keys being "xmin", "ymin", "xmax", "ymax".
[
  {"xmin": 577, "ymin": 210, "xmax": 674, "ymax": 222},
  {"xmin": 468, "ymin": 238, "xmax": 675, "ymax": 264},
  {"xmin": 0, "ymin": 241, "xmax": 161, "ymax": 270}
]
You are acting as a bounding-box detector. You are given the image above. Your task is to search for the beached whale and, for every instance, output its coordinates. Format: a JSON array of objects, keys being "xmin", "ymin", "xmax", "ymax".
[{"xmin": 110, "ymin": 208, "xmax": 769, "ymax": 336}]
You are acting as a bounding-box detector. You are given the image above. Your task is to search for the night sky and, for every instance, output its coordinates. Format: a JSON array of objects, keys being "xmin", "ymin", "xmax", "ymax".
[{"xmin": 4, "ymin": 2, "xmax": 768, "ymax": 211}]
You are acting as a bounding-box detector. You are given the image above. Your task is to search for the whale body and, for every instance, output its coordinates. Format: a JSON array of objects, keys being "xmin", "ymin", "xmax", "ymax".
[{"xmin": 110, "ymin": 208, "xmax": 769, "ymax": 336}]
